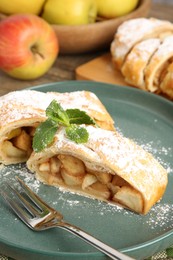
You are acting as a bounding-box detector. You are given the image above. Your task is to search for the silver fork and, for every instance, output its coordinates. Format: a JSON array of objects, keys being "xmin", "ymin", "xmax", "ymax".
[{"xmin": 1, "ymin": 177, "xmax": 135, "ymax": 260}]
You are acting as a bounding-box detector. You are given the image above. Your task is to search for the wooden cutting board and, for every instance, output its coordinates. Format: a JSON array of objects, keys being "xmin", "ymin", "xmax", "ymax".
[
  {"xmin": 75, "ymin": 53, "xmax": 172, "ymax": 101},
  {"xmin": 75, "ymin": 53, "xmax": 129, "ymax": 87}
]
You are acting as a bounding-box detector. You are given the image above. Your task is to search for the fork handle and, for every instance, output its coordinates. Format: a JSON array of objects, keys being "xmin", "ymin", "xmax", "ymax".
[{"xmin": 58, "ymin": 221, "xmax": 134, "ymax": 260}]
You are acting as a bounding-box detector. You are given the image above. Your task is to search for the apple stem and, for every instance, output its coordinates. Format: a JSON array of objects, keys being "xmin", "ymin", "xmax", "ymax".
[{"xmin": 31, "ymin": 44, "xmax": 45, "ymax": 59}]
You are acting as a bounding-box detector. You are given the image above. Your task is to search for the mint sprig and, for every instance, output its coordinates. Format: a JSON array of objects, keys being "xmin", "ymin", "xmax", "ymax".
[{"xmin": 33, "ymin": 100, "xmax": 96, "ymax": 152}]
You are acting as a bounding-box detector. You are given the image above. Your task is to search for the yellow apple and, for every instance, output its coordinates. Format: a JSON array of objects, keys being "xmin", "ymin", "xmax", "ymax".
[
  {"xmin": 42, "ymin": 0, "xmax": 97, "ymax": 25},
  {"xmin": 95, "ymin": 0, "xmax": 139, "ymax": 18},
  {"xmin": 0, "ymin": 0, "xmax": 46, "ymax": 15}
]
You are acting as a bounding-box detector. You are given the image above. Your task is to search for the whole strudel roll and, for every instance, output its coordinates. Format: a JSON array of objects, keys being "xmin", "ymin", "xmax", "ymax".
[
  {"xmin": 111, "ymin": 17, "xmax": 173, "ymax": 70},
  {"xmin": 27, "ymin": 125, "xmax": 167, "ymax": 215},
  {"xmin": 0, "ymin": 90, "xmax": 114, "ymax": 165},
  {"xmin": 111, "ymin": 17, "xmax": 173, "ymax": 98}
]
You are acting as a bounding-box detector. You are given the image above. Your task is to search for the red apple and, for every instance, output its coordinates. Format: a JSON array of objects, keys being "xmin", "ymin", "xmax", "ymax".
[{"xmin": 0, "ymin": 14, "xmax": 59, "ymax": 80}]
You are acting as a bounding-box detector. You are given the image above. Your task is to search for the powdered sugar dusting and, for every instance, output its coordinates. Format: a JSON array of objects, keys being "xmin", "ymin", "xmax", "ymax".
[
  {"xmin": 0, "ymin": 90, "xmax": 54, "ymax": 126},
  {"xmin": 0, "ymin": 90, "xmax": 55, "ymax": 111},
  {"xmin": 50, "ymin": 91, "xmax": 106, "ymax": 114},
  {"xmin": 0, "ymin": 90, "xmax": 113, "ymax": 128},
  {"xmin": 125, "ymin": 38, "xmax": 160, "ymax": 63},
  {"xmin": 154, "ymin": 35, "xmax": 173, "ymax": 57}
]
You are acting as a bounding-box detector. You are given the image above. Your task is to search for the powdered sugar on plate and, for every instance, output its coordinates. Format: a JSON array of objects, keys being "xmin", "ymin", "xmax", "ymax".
[
  {"xmin": 0, "ymin": 163, "xmax": 40, "ymax": 193},
  {"xmin": 146, "ymin": 203, "xmax": 173, "ymax": 231},
  {"xmin": 140, "ymin": 140, "xmax": 173, "ymax": 174}
]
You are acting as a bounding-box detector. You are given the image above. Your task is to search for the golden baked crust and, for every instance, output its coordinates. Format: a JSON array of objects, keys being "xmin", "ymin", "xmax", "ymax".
[{"xmin": 27, "ymin": 125, "xmax": 168, "ymax": 215}]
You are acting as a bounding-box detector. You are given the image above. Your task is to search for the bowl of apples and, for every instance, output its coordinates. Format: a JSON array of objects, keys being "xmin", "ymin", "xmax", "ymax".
[
  {"xmin": 49, "ymin": 0, "xmax": 151, "ymax": 54},
  {"xmin": 0, "ymin": 0, "xmax": 151, "ymax": 54}
]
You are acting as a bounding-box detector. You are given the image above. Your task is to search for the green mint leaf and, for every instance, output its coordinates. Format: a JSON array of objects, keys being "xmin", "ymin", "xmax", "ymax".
[
  {"xmin": 33, "ymin": 119, "xmax": 58, "ymax": 152},
  {"xmin": 66, "ymin": 125, "xmax": 89, "ymax": 144},
  {"xmin": 46, "ymin": 100, "xmax": 69, "ymax": 126},
  {"xmin": 33, "ymin": 101, "xmax": 95, "ymax": 152},
  {"xmin": 166, "ymin": 247, "xmax": 173, "ymax": 257},
  {"xmin": 66, "ymin": 109, "xmax": 96, "ymax": 125}
]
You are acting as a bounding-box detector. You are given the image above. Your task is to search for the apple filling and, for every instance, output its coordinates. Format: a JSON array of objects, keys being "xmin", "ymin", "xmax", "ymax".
[
  {"xmin": 2, "ymin": 127, "xmax": 36, "ymax": 160},
  {"xmin": 38, "ymin": 154, "xmax": 143, "ymax": 213}
]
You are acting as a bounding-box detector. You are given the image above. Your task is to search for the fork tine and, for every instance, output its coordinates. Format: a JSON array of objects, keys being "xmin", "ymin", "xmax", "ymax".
[
  {"xmin": 6, "ymin": 182, "xmax": 38, "ymax": 218},
  {"xmin": 16, "ymin": 177, "xmax": 53, "ymax": 214},
  {"xmin": 0, "ymin": 189, "xmax": 34, "ymax": 229}
]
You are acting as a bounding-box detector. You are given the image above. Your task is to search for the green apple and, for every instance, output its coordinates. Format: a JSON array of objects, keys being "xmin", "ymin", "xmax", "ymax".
[
  {"xmin": 0, "ymin": 14, "xmax": 59, "ymax": 80},
  {"xmin": 42, "ymin": 0, "xmax": 97, "ymax": 25},
  {"xmin": 95, "ymin": 0, "xmax": 139, "ymax": 18},
  {"xmin": 0, "ymin": 0, "xmax": 46, "ymax": 15}
]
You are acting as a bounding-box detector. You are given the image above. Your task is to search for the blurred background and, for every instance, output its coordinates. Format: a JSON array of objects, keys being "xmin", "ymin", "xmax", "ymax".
[{"xmin": 153, "ymin": 0, "xmax": 172, "ymax": 3}]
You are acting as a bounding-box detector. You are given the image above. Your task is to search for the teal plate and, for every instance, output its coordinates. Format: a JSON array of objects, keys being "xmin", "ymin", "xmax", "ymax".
[{"xmin": 0, "ymin": 81, "xmax": 173, "ymax": 260}]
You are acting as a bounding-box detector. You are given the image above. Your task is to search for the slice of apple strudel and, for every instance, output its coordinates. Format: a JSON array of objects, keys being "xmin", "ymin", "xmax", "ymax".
[
  {"xmin": 27, "ymin": 125, "xmax": 167, "ymax": 215},
  {"xmin": 0, "ymin": 90, "xmax": 55, "ymax": 165},
  {"xmin": 0, "ymin": 90, "xmax": 115, "ymax": 165}
]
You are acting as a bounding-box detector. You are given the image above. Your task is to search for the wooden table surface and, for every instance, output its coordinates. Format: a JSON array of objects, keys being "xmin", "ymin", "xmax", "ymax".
[{"xmin": 0, "ymin": 1, "xmax": 173, "ymax": 97}]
